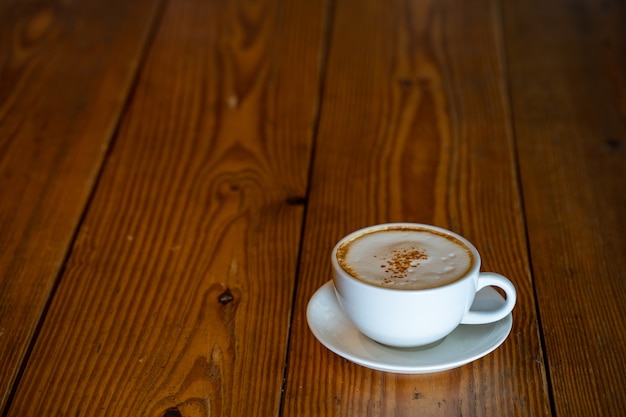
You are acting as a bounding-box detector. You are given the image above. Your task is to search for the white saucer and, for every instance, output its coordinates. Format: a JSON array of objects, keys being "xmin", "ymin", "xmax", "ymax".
[{"xmin": 307, "ymin": 281, "xmax": 513, "ymax": 374}]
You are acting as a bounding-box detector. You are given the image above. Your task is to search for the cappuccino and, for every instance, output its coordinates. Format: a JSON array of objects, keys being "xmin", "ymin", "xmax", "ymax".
[{"xmin": 336, "ymin": 225, "xmax": 474, "ymax": 290}]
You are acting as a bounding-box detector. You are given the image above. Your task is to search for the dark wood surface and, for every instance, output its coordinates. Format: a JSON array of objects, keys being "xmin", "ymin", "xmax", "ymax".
[
  {"xmin": 0, "ymin": 0, "xmax": 162, "ymax": 408},
  {"xmin": 503, "ymin": 0, "xmax": 626, "ymax": 415},
  {"xmin": 0, "ymin": 0, "xmax": 623, "ymax": 415}
]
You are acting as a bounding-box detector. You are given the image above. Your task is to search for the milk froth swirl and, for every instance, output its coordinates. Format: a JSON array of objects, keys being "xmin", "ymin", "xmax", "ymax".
[{"xmin": 336, "ymin": 226, "xmax": 474, "ymax": 290}]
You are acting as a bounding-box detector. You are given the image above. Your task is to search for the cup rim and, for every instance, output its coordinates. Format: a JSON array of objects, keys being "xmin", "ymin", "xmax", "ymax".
[{"xmin": 331, "ymin": 223, "xmax": 481, "ymax": 292}]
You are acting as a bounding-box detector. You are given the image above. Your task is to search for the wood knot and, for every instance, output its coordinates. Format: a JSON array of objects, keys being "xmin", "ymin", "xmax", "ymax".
[
  {"xmin": 398, "ymin": 78, "xmax": 413, "ymax": 89},
  {"xmin": 285, "ymin": 196, "xmax": 307, "ymax": 205},
  {"xmin": 218, "ymin": 288, "xmax": 235, "ymax": 305},
  {"xmin": 163, "ymin": 407, "xmax": 183, "ymax": 417},
  {"xmin": 606, "ymin": 138, "xmax": 621, "ymax": 150}
]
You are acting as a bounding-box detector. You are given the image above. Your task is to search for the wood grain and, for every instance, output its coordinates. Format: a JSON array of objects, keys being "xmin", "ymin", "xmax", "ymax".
[
  {"xmin": 0, "ymin": 0, "xmax": 161, "ymax": 411},
  {"xmin": 3, "ymin": 0, "xmax": 620, "ymax": 414},
  {"xmin": 4, "ymin": 0, "xmax": 329, "ymax": 415},
  {"xmin": 283, "ymin": 0, "xmax": 551, "ymax": 415},
  {"xmin": 503, "ymin": 0, "xmax": 626, "ymax": 415}
]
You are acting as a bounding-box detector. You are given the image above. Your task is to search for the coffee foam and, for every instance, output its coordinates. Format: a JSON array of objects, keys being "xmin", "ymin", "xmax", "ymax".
[{"xmin": 336, "ymin": 226, "xmax": 474, "ymax": 290}]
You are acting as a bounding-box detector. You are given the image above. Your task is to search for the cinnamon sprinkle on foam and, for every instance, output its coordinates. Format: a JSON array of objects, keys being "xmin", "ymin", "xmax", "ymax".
[{"xmin": 379, "ymin": 246, "xmax": 429, "ymax": 279}]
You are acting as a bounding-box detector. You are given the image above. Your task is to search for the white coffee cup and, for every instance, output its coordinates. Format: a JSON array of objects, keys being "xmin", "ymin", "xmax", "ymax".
[{"xmin": 332, "ymin": 223, "xmax": 516, "ymax": 348}]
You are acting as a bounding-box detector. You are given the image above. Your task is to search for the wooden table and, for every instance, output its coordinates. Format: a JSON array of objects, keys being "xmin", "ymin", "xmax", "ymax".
[{"xmin": 1, "ymin": 0, "xmax": 624, "ymax": 415}]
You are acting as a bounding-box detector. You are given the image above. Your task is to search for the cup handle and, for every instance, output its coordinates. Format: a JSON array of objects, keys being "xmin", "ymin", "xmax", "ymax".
[{"xmin": 460, "ymin": 272, "xmax": 517, "ymax": 325}]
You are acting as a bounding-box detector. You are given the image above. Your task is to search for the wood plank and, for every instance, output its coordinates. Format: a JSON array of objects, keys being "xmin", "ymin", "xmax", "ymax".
[
  {"xmin": 503, "ymin": 0, "xmax": 626, "ymax": 415},
  {"xmin": 3, "ymin": 0, "xmax": 329, "ymax": 415},
  {"xmin": 0, "ymin": 0, "xmax": 161, "ymax": 411},
  {"xmin": 282, "ymin": 0, "xmax": 551, "ymax": 415}
]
